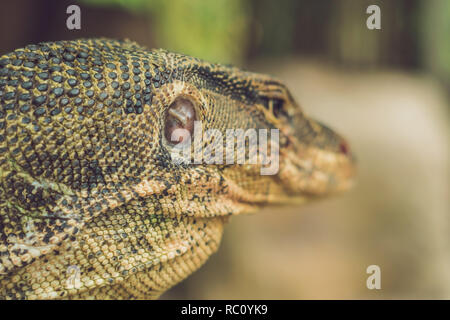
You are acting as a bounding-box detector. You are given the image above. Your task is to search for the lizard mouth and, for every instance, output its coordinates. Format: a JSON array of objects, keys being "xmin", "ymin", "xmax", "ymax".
[
  {"xmin": 217, "ymin": 117, "xmax": 356, "ymax": 207},
  {"xmin": 279, "ymin": 144, "xmax": 356, "ymax": 197},
  {"xmin": 276, "ymin": 117, "xmax": 357, "ymax": 197}
]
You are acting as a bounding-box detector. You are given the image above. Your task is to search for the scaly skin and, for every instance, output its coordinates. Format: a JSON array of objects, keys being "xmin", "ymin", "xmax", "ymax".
[{"xmin": 0, "ymin": 39, "xmax": 355, "ymax": 299}]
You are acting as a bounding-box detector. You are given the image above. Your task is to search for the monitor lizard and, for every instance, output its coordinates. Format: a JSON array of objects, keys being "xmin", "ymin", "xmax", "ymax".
[{"xmin": 0, "ymin": 39, "xmax": 355, "ymax": 299}]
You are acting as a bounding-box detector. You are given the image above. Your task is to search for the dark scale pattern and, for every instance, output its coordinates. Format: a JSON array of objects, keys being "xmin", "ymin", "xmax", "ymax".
[
  {"xmin": 0, "ymin": 39, "xmax": 355, "ymax": 299},
  {"xmin": 0, "ymin": 39, "xmax": 167, "ymax": 193},
  {"xmin": 187, "ymin": 65, "xmax": 258, "ymax": 104}
]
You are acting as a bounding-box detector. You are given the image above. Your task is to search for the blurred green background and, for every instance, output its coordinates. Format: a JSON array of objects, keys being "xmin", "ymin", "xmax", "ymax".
[
  {"xmin": 0, "ymin": 0, "xmax": 449, "ymax": 299},
  {"xmin": 1, "ymin": 0, "xmax": 449, "ymax": 83}
]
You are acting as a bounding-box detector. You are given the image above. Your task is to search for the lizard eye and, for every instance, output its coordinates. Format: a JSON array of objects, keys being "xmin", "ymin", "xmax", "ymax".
[
  {"xmin": 164, "ymin": 97, "xmax": 196, "ymax": 144},
  {"xmin": 271, "ymin": 98, "xmax": 288, "ymax": 119},
  {"xmin": 261, "ymin": 97, "xmax": 289, "ymax": 119}
]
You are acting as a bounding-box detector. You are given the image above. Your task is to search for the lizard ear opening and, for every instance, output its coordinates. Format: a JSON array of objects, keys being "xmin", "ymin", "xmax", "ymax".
[{"xmin": 164, "ymin": 97, "xmax": 196, "ymax": 145}]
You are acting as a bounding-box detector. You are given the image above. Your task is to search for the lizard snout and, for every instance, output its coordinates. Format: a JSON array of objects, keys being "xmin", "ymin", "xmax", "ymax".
[{"xmin": 278, "ymin": 116, "xmax": 357, "ymax": 197}]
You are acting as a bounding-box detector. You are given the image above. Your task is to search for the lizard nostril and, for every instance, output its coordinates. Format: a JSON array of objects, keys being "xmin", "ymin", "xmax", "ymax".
[
  {"xmin": 339, "ymin": 140, "xmax": 350, "ymax": 155},
  {"xmin": 164, "ymin": 97, "xmax": 196, "ymax": 144}
]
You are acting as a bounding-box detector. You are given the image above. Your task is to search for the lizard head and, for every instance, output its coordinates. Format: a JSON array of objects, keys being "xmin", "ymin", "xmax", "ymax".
[{"xmin": 154, "ymin": 51, "xmax": 356, "ymax": 214}]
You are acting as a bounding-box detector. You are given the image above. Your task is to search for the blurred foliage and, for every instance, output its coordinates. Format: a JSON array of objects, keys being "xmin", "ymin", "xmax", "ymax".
[
  {"xmin": 79, "ymin": 0, "xmax": 450, "ymax": 93},
  {"xmin": 251, "ymin": 0, "xmax": 300, "ymax": 56},
  {"xmin": 420, "ymin": 0, "xmax": 450, "ymax": 86},
  {"xmin": 81, "ymin": 0, "xmax": 250, "ymax": 65}
]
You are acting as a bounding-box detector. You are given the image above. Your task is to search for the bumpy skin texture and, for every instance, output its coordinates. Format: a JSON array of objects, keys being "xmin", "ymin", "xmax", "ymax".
[{"xmin": 0, "ymin": 39, "xmax": 355, "ymax": 299}]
